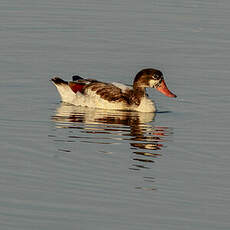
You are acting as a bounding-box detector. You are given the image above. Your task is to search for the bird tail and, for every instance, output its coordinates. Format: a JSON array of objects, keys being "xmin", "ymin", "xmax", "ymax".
[{"xmin": 51, "ymin": 77, "xmax": 77, "ymax": 103}]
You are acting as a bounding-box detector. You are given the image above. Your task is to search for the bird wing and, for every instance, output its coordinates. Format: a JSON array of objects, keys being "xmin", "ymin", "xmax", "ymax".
[{"xmin": 83, "ymin": 82, "xmax": 127, "ymax": 102}]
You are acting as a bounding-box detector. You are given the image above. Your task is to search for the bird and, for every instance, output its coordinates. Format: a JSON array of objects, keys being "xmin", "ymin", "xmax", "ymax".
[{"xmin": 51, "ymin": 68, "xmax": 176, "ymax": 112}]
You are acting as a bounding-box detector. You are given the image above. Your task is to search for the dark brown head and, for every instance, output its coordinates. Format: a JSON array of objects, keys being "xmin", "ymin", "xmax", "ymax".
[{"xmin": 133, "ymin": 68, "xmax": 177, "ymax": 98}]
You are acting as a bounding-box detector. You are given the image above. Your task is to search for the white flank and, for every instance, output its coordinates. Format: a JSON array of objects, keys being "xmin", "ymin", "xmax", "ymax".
[
  {"xmin": 53, "ymin": 82, "xmax": 156, "ymax": 112},
  {"xmin": 111, "ymin": 82, "xmax": 132, "ymax": 92}
]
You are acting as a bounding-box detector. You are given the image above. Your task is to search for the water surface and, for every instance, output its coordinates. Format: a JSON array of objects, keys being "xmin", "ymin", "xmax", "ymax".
[{"xmin": 0, "ymin": 0, "xmax": 230, "ymax": 229}]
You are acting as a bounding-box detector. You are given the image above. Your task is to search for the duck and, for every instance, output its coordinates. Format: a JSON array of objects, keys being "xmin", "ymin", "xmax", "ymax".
[{"xmin": 51, "ymin": 68, "xmax": 176, "ymax": 112}]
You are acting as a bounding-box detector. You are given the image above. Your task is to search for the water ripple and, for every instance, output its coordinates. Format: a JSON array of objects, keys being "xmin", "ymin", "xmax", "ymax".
[{"xmin": 51, "ymin": 103, "xmax": 174, "ymax": 190}]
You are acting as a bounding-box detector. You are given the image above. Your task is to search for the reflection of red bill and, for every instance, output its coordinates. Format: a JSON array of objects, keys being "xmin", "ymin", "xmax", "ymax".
[{"xmin": 156, "ymin": 80, "xmax": 177, "ymax": 98}]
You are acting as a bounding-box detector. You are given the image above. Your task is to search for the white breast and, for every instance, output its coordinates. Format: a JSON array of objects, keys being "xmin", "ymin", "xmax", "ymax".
[{"xmin": 131, "ymin": 96, "xmax": 156, "ymax": 112}]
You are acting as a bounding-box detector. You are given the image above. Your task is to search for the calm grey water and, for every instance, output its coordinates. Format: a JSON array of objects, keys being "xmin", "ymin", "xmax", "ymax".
[{"xmin": 1, "ymin": 0, "xmax": 230, "ymax": 229}]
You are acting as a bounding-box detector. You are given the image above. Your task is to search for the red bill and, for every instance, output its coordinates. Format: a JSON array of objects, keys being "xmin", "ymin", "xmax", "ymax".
[{"xmin": 156, "ymin": 80, "xmax": 177, "ymax": 98}]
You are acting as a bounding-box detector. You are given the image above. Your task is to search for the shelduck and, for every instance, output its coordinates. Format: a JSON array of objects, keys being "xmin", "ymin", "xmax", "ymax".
[{"xmin": 51, "ymin": 68, "xmax": 176, "ymax": 112}]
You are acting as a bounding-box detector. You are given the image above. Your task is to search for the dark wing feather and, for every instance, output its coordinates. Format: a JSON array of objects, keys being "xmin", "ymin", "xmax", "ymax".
[
  {"xmin": 69, "ymin": 78, "xmax": 100, "ymax": 93},
  {"xmin": 84, "ymin": 82, "xmax": 126, "ymax": 102}
]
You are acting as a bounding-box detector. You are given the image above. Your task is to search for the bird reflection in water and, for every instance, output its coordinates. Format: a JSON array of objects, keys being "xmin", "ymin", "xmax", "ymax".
[{"xmin": 51, "ymin": 103, "xmax": 173, "ymax": 190}]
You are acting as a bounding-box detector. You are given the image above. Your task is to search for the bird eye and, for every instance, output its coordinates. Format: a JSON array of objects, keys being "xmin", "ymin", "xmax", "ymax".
[{"xmin": 153, "ymin": 74, "xmax": 161, "ymax": 80}]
